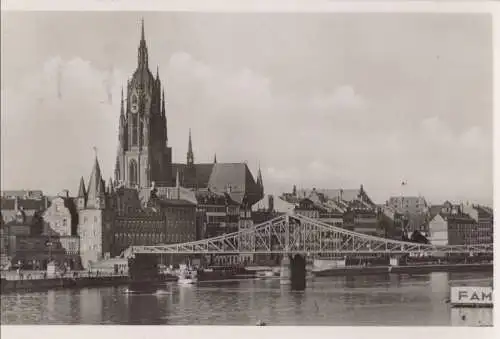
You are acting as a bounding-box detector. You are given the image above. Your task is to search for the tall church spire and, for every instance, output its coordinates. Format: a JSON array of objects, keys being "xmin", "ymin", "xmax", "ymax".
[
  {"xmin": 141, "ymin": 17, "xmax": 145, "ymax": 41},
  {"xmin": 137, "ymin": 18, "xmax": 148, "ymax": 68},
  {"xmin": 187, "ymin": 128, "xmax": 194, "ymax": 166}
]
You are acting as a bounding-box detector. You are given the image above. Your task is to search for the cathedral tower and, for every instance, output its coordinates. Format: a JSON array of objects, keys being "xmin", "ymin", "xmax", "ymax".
[{"xmin": 115, "ymin": 19, "xmax": 172, "ymax": 188}]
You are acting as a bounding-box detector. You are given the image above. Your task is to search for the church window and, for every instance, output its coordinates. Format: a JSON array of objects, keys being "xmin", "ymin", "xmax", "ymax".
[
  {"xmin": 132, "ymin": 115, "xmax": 138, "ymax": 146},
  {"xmin": 129, "ymin": 160, "xmax": 138, "ymax": 187},
  {"xmin": 139, "ymin": 120, "xmax": 144, "ymax": 145}
]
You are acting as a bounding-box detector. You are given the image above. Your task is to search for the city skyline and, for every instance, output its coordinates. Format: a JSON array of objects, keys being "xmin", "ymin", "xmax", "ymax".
[{"xmin": 1, "ymin": 12, "xmax": 493, "ymax": 206}]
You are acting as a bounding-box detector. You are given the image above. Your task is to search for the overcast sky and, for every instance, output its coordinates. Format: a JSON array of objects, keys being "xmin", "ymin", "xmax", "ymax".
[{"xmin": 0, "ymin": 11, "xmax": 493, "ymax": 205}]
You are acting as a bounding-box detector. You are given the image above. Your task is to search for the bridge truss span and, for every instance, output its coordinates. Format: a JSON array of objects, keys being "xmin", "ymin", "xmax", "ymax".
[{"xmin": 129, "ymin": 213, "xmax": 493, "ymax": 255}]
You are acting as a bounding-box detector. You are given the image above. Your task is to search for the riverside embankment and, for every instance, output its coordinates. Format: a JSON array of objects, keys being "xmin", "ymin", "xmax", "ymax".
[
  {"xmin": 1, "ymin": 262, "xmax": 492, "ymax": 294},
  {"xmin": 0, "ymin": 274, "xmax": 177, "ymax": 294},
  {"xmin": 313, "ymin": 263, "xmax": 493, "ymax": 277}
]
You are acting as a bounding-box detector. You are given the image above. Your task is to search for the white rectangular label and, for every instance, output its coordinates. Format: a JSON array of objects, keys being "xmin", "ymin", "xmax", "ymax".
[{"xmin": 450, "ymin": 286, "xmax": 493, "ymax": 306}]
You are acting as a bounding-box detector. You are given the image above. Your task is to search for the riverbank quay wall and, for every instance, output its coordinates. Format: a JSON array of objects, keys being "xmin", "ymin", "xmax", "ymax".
[{"xmin": 0, "ymin": 274, "xmax": 177, "ymax": 294}]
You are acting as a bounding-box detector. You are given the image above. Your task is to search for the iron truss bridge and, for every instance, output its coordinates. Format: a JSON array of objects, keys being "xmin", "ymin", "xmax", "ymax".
[{"xmin": 129, "ymin": 214, "xmax": 493, "ymax": 256}]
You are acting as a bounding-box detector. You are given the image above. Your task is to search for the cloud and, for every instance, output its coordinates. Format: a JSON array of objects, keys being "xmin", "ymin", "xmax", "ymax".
[
  {"xmin": 420, "ymin": 116, "xmax": 454, "ymax": 145},
  {"xmin": 311, "ymin": 86, "xmax": 366, "ymax": 113},
  {"xmin": 1, "ymin": 56, "xmax": 126, "ymax": 195}
]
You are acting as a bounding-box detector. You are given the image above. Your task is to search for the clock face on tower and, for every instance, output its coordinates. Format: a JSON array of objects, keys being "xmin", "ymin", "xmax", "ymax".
[{"xmin": 131, "ymin": 94, "xmax": 139, "ymax": 113}]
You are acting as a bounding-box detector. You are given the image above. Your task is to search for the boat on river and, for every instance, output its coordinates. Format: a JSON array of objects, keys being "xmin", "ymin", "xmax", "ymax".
[
  {"xmin": 125, "ymin": 280, "xmax": 161, "ymax": 294},
  {"xmin": 177, "ymin": 267, "xmax": 198, "ymax": 285},
  {"xmin": 197, "ymin": 266, "xmax": 254, "ymax": 282}
]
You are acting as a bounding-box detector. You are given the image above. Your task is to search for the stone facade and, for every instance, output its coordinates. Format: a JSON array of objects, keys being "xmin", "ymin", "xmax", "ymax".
[
  {"xmin": 427, "ymin": 202, "xmax": 492, "ymax": 246},
  {"xmin": 42, "ymin": 194, "xmax": 78, "ymax": 236},
  {"xmin": 114, "ymin": 20, "xmax": 172, "ymax": 189}
]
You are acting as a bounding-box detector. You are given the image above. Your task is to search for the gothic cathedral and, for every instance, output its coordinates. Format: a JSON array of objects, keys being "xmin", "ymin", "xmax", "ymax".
[{"xmin": 114, "ymin": 20, "xmax": 172, "ymax": 189}]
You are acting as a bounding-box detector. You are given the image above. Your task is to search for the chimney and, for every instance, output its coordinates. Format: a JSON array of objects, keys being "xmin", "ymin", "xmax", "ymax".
[
  {"xmin": 14, "ymin": 197, "xmax": 19, "ymax": 211},
  {"xmin": 44, "ymin": 196, "xmax": 49, "ymax": 209},
  {"xmin": 268, "ymin": 195, "xmax": 274, "ymax": 213}
]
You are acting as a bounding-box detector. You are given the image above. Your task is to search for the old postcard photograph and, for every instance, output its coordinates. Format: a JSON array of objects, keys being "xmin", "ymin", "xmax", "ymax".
[{"xmin": 0, "ymin": 0, "xmax": 496, "ymax": 335}]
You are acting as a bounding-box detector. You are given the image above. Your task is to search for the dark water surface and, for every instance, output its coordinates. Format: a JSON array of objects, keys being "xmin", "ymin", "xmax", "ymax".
[{"xmin": 1, "ymin": 272, "xmax": 493, "ymax": 325}]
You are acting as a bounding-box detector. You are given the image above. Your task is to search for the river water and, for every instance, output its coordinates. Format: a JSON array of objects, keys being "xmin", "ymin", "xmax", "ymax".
[{"xmin": 1, "ymin": 272, "xmax": 493, "ymax": 326}]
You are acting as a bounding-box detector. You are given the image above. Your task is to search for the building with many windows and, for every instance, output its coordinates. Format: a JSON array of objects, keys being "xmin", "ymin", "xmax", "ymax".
[
  {"xmin": 427, "ymin": 201, "xmax": 491, "ymax": 246},
  {"xmin": 195, "ymin": 190, "xmax": 240, "ymax": 239},
  {"xmin": 281, "ymin": 185, "xmax": 379, "ymax": 235},
  {"xmin": 76, "ymin": 156, "xmax": 197, "ymax": 268}
]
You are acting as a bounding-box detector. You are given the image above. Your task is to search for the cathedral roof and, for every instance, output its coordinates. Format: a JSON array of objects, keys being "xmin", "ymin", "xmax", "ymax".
[
  {"xmin": 171, "ymin": 162, "xmax": 263, "ymax": 206},
  {"xmin": 172, "ymin": 163, "xmax": 214, "ymax": 188},
  {"xmin": 208, "ymin": 163, "xmax": 256, "ymax": 193}
]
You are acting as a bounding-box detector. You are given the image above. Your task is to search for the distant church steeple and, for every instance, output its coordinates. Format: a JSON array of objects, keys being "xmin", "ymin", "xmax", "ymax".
[
  {"xmin": 187, "ymin": 128, "xmax": 194, "ymax": 167},
  {"xmin": 257, "ymin": 163, "xmax": 264, "ymax": 195}
]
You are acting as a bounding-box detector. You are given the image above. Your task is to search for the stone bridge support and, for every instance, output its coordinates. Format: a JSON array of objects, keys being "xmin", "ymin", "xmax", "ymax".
[
  {"xmin": 128, "ymin": 254, "xmax": 159, "ymax": 281},
  {"xmin": 280, "ymin": 254, "xmax": 307, "ymax": 290}
]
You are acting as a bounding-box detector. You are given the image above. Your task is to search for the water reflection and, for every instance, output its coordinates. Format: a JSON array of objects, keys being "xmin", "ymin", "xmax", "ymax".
[
  {"xmin": 80, "ymin": 288, "xmax": 103, "ymax": 324},
  {"xmin": 0, "ymin": 272, "xmax": 493, "ymax": 326}
]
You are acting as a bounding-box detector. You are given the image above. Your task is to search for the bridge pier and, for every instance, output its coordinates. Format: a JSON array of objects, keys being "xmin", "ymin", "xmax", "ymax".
[
  {"xmin": 290, "ymin": 254, "xmax": 307, "ymax": 290},
  {"xmin": 280, "ymin": 254, "xmax": 307, "ymax": 290},
  {"xmin": 127, "ymin": 254, "xmax": 160, "ymax": 292}
]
